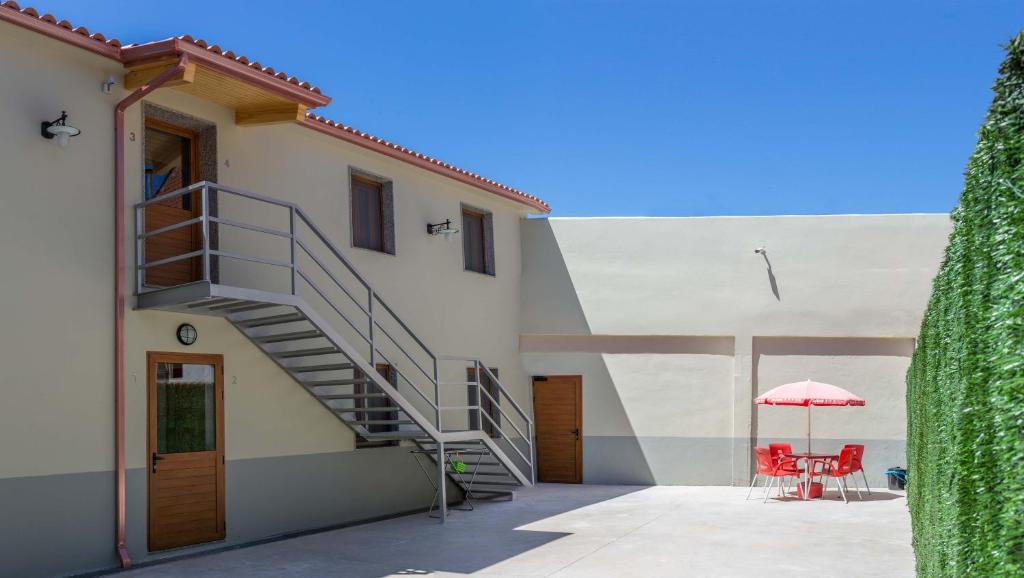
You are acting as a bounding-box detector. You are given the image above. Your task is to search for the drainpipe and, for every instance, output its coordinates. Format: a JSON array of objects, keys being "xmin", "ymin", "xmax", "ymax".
[{"xmin": 113, "ymin": 53, "xmax": 189, "ymax": 569}]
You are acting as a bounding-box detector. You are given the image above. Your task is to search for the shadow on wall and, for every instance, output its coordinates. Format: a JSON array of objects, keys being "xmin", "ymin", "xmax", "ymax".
[{"xmin": 520, "ymin": 220, "xmax": 656, "ymax": 485}]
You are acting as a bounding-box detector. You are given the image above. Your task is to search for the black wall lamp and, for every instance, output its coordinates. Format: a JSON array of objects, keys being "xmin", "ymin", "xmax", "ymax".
[
  {"xmin": 427, "ymin": 219, "xmax": 460, "ymax": 241},
  {"xmin": 41, "ymin": 111, "xmax": 81, "ymax": 147}
]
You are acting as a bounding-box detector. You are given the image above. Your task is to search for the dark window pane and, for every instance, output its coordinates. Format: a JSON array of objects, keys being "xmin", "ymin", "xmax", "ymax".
[
  {"xmin": 156, "ymin": 363, "xmax": 216, "ymax": 454},
  {"xmin": 463, "ymin": 210, "xmax": 486, "ymax": 273},
  {"xmin": 352, "ymin": 176, "xmax": 384, "ymax": 252}
]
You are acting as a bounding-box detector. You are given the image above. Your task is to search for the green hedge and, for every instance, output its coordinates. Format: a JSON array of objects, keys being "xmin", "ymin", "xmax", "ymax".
[{"xmin": 906, "ymin": 32, "xmax": 1024, "ymax": 578}]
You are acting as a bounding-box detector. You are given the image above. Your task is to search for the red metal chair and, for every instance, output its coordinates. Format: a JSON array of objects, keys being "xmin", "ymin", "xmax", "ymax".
[
  {"xmin": 747, "ymin": 447, "xmax": 803, "ymax": 503},
  {"xmin": 768, "ymin": 443, "xmax": 795, "ymax": 492},
  {"xmin": 843, "ymin": 443, "xmax": 871, "ymax": 495},
  {"xmin": 815, "ymin": 447, "xmax": 860, "ymax": 502}
]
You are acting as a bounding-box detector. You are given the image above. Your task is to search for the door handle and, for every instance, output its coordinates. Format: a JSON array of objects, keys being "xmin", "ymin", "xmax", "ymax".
[
  {"xmin": 151, "ymin": 452, "xmax": 165, "ymax": 473},
  {"xmin": 572, "ymin": 428, "xmax": 580, "ymax": 441}
]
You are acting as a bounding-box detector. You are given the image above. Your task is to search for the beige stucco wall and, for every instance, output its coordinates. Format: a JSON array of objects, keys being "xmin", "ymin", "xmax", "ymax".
[
  {"xmin": 0, "ymin": 20, "xmax": 535, "ymax": 479},
  {"xmin": 520, "ymin": 216, "xmax": 951, "ymax": 485},
  {"xmin": 0, "ymin": 21, "xmax": 122, "ymax": 478}
]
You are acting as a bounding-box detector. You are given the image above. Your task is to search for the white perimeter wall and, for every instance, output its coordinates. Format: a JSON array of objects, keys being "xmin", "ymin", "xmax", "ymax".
[{"xmin": 520, "ymin": 215, "xmax": 951, "ymax": 486}]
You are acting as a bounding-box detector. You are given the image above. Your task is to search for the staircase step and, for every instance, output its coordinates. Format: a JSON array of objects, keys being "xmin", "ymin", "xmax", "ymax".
[
  {"xmin": 188, "ymin": 298, "xmax": 238, "ymax": 309},
  {"xmin": 237, "ymin": 312, "xmax": 306, "ymax": 328},
  {"xmin": 362, "ymin": 431, "xmax": 426, "ymax": 440},
  {"xmin": 335, "ymin": 407, "xmax": 402, "ymax": 413},
  {"xmin": 316, "ymin": 393, "xmax": 388, "ymax": 400},
  {"xmin": 303, "ymin": 377, "xmax": 368, "ymax": 385},
  {"xmin": 466, "ymin": 480, "xmax": 522, "ymax": 488},
  {"xmin": 214, "ymin": 301, "xmax": 279, "ymax": 313},
  {"xmin": 273, "ymin": 347, "xmax": 340, "ymax": 359},
  {"xmin": 290, "ymin": 363, "xmax": 356, "ymax": 373},
  {"xmin": 256, "ymin": 330, "xmax": 322, "ymax": 343},
  {"xmin": 346, "ymin": 419, "xmax": 416, "ymax": 426}
]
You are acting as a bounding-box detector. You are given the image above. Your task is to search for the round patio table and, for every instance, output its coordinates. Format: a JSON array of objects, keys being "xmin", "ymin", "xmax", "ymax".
[{"xmin": 785, "ymin": 452, "xmax": 838, "ymax": 500}]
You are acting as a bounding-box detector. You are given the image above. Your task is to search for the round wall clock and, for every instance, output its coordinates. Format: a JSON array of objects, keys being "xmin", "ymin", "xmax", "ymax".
[{"xmin": 176, "ymin": 323, "xmax": 198, "ymax": 346}]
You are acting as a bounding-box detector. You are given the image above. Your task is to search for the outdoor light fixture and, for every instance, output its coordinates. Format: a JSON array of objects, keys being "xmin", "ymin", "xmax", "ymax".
[
  {"xmin": 41, "ymin": 111, "xmax": 81, "ymax": 147},
  {"xmin": 427, "ymin": 219, "xmax": 460, "ymax": 241}
]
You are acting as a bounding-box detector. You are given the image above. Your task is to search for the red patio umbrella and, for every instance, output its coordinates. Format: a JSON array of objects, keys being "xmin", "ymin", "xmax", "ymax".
[{"xmin": 754, "ymin": 379, "xmax": 865, "ymax": 453}]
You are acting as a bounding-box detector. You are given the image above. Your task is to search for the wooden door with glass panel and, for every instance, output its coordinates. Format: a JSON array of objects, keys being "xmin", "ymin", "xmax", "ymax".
[
  {"xmin": 143, "ymin": 119, "xmax": 200, "ymax": 287},
  {"xmin": 147, "ymin": 352, "xmax": 224, "ymax": 551}
]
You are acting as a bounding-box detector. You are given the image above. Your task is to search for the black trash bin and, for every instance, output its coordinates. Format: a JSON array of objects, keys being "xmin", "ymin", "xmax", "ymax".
[{"xmin": 885, "ymin": 467, "xmax": 907, "ymax": 490}]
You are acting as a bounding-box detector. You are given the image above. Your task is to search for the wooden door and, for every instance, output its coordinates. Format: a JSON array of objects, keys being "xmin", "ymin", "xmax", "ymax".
[
  {"xmin": 143, "ymin": 119, "xmax": 200, "ymax": 287},
  {"xmin": 147, "ymin": 352, "xmax": 225, "ymax": 551},
  {"xmin": 533, "ymin": 375, "xmax": 582, "ymax": 483}
]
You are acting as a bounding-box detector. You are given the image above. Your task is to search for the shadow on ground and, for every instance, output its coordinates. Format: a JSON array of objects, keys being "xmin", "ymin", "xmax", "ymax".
[{"xmin": 119, "ymin": 484, "xmax": 645, "ymax": 578}]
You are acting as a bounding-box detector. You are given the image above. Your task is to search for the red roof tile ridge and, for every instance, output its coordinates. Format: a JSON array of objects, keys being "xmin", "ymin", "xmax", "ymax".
[
  {"xmin": 1, "ymin": 1, "xmax": 123, "ymax": 48},
  {"xmin": 305, "ymin": 113, "xmax": 550, "ymax": 212},
  {"xmin": 0, "ymin": 2, "xmax": 549, "ymax": 211}
]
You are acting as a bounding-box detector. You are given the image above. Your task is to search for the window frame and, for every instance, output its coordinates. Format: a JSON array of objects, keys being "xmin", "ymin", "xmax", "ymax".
[
  {"xmin": 349, "ymin": 168, "xmax": 395, "ymax": 255},
  {"xmin": 461, "ymin": 205, "xmax": 495, "ymax": 276}
]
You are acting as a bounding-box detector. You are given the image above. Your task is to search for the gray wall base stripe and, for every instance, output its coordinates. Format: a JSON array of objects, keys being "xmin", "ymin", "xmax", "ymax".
[
  {"xmin": 72, "ymin": 501, "xmax": 461, "ymax": 578},
  {"xmin": 1, "ymin": 446, "xmax": 461, "ymax": 578},
  {"xmin": 582, "ymin": 436, "xmax": 906, "ymax": 487}
]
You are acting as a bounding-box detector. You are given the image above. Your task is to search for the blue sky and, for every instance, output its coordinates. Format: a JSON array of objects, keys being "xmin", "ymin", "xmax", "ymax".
[{"xmin": 39, "ymin": 0, "xmax": 1023, "ymax": 216}]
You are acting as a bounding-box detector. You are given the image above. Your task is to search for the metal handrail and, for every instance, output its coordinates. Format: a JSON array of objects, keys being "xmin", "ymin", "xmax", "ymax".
[{"xmin": 135, "ymin": 181, "xmax": 533, "ymax": 478}]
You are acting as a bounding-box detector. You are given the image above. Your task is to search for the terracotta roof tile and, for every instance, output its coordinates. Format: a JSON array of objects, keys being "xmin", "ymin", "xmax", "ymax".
[
  {"xmin": 167, "ymin": 34, "xmax": 323, "ymax": 95},
  {"xmin": 1, "ymin": 2, "xmax": 549, "ymax": 211},
  {"xmin": 1, "ymin": 1, "xmax": 123, "ymax": 48},
  {"xmin": 306, "ymin": 114, "xmax": 549, "ymax": 212}
]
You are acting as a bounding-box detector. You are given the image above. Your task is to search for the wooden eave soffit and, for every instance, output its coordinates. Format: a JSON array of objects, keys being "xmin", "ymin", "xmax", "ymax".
[{"xmin": 124, "ymin": 60, "xmax": 309, "ymax": 127}]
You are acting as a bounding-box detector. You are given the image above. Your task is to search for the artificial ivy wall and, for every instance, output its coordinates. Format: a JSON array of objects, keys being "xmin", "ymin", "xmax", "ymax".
[{"xmin": 906, "ymin": 32, "xmax": 1024, "ymax": 578}]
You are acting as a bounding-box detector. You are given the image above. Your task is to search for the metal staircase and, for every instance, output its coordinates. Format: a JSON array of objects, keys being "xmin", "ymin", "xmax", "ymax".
[{"xmin": 134, "ymin": 182, "xmax": 535, "ymax": 519}]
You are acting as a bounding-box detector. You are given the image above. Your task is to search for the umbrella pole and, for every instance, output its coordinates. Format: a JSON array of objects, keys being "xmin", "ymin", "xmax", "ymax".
[{"xmin": 807, "ymin": 405, "xmax": 811, "ymax": 454}]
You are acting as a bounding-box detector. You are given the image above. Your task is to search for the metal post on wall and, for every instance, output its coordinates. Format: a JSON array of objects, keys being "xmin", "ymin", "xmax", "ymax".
[
  {"xmin": 436, "ymin": 439, "xmax": 447, "ymax": 523},
  {"xmin": 368, "ymin": 288, "xmax": 375, "ymax": 367},
  {"xmin": 134, "ymin": 205, "xmax": 144, "ymax": 294},
  {"xmin": 200, "ymin": 185, "xmax": 210, "ymax": 282},
  {"xmin": 433, "ymin": 357, "xmax": 440, "ymax": 430},
  {"xmin": 289, "ymin": 206, "xmax": 297, "ymax": 296}
]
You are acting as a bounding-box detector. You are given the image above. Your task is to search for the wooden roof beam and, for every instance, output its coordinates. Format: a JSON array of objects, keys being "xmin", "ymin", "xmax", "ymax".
[
  {"xmin": 124, "ymin": 60, "xmax": 197, "ymax": 90},
  {"xmin": 236, "ymin": 103, "xmax": 308, "ymax": 126}
]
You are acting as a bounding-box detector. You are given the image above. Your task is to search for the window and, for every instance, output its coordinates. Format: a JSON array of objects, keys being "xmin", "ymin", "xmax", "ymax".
[
  {"xmin": 467, "ymin": 367, "xmax": 501, "ymax": 437},
  {"xmin": 350, "ymin": 171, "xmax": 395, "ymax": 254},
  {"xmin": 462, "ymin": 207, "xmax": 494, "ymax": 275},
  {"xmin": 351, "ymin": 174, "xmax": 384, "ymax": 252}
]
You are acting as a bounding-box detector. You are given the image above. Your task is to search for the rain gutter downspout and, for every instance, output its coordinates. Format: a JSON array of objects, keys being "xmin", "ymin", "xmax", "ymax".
[{"xmin": 113, "ymin": 53, "xmax": 189, "ymax": 569}]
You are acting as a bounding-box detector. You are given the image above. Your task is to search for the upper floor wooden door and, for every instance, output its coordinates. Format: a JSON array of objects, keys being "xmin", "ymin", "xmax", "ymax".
[
  {"xmin": 143, "ymin": 119, "xmax": 200, "ymax": 287},
  {"xmin": 147, "ymin": 352, "xmax": 225, "ymax": 551},
  {"xmin": 533, "ymin": 375, "xmax": 583, "ymax": 483}
]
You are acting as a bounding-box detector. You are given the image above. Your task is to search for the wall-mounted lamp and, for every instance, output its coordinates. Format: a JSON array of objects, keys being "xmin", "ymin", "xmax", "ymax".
[
  {"xmin": 754, "ymin": 246, "xmax": 767, "ymax": 255},
  {"xmin": 41, "ymin": 111, "xmax": 81, "ymax": 147},
  {"xmin": 427, "ymin": 219, "xmax": 460, "ymax": 241}
]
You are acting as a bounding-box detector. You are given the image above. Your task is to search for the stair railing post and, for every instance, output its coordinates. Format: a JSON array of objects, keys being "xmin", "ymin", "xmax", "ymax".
[
  {"xmin": 200, "ymin": 185, "xmax": 211, "ymax": 282},
  {"xmin": 289, "ymin": 206, "xmax": 297, "ymax": 296},
  {"xmin": 436, "ymin": 439, "xmax": 447, "ymax": 523},
  {"xmin": 475, "ymin": 359, "xmax": 483, "ymax": 434},
  {"xmin": 368, "ymin": 288, "xmax": 375, "ymax": 367},
  {"xmin": 433, "ymin": 358, "xmax": 440, "ymax": 430},
  {"xmin": 135, "ymin": 204, "xmax": 143, "ymax": 294}
]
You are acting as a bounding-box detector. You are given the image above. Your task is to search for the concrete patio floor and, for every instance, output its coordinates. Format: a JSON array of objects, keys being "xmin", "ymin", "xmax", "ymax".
[{"xmin": 120, "ymin": 484, "xmax": 912, "ymax": 578}]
